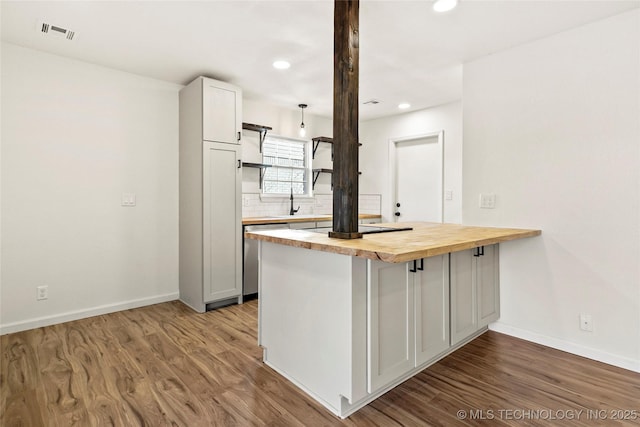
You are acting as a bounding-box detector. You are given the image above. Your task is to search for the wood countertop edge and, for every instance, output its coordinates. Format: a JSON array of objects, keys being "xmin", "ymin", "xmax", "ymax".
[
  {"xmin": 246, "ymin": 226, "xmax": 541, "ymax": 263},
  {"xmin": 377, "ymin": 229, "xmax": 542, "ymax": 263},
  {"xmin": 242, "ymin": 213, "xmax": 381, "ymax": 225}
]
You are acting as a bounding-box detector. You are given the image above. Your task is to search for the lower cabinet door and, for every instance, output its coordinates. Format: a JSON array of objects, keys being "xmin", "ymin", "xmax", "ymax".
[
  {"xmin": 414, "ymin": 255, "xmax": 450, "ymax": 366},
  {"xmin": 450, "ymin": 245, "xmax": 500, "ymax": 346},
  {"xmin": 450, "ymin": 249, "xmax": 476, "ymax": 346},
  {"xmin": 367, "ymin": 260, "xmax": 415, "ymax": 393},
  {"xmin": 477, "ymin": 244, "xmax": 500, "ymax": 328}
]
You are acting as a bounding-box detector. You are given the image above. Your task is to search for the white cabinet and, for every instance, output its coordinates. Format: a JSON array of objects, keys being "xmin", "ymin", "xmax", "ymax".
[
  {"xmin": 202, "ymin": 78, "xmax": 242, "ymax": 144},
  {"xmin": 414, "ymin": 255, "xmax": 450, "ymax": 366},
  {"xmin": 203, "ymin": 142, "xmax": 242, "ymax": 302},
  {"xmin": 367, "ymin": 255, "xmax": 449, "ymax": 393},
  {"xmin": 179, "ymin": 77, "xmax": 242, "ymax": 313},
  {"xmin": 477, "ymin": 245, "xmax": 500, "ymax": 329},
  {"xmin": 450, "ymin": 245, "xmax": 499, "ymax": 346},
  {"xmin": 258, "ymin": 242, "xmax": 502, "ymax": 417},
  {"xmin": 367, "ymin": 261, "xmax": 414, "ymax": 393}
]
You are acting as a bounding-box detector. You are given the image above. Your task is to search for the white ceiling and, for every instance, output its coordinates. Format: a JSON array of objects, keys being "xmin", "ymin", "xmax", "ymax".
[{"xmin": 2, "ymin": 0, "xmax": 638, "ymax": 120}]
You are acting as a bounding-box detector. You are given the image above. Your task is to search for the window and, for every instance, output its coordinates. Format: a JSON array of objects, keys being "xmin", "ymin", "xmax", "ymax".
[{"xmin": 262, "ymin": 136, "xmax": 310, "ymax": 195}]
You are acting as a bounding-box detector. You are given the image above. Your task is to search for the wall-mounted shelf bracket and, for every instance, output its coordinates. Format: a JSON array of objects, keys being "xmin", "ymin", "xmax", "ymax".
[
  {"xmin": 312, "ymin": 168, "xmax": 333, "ymax": 190},
  {"xmin": 312, "ymin": 137, "xmax": 334, "ymax": 159},
  {"xmin": 312, "ymin": 137, "xmax": 362, "ymax": 160},
  {"xmin": 242, "ymin": 122, "xmax": 272, "ymax": 153},
  {"xmin": 312, "ymin": 168, "xmax": 361, "ymax": 190},
  {"xmin": 242, "ymin": 162, "xmax": 272, "ymax": 189}
]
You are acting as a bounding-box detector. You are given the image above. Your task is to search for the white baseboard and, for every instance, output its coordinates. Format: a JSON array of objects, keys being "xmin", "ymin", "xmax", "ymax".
[
  {"xmin": 489, "ymin": 322, "xmax": 640, "ymax": 373},
  {"xmin": 0, "ymin": 292, "xmax": 179, "ymax": 335}
]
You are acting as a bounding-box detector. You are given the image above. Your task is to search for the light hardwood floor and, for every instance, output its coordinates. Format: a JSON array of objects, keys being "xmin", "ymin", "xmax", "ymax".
[{"xmin": 2, "ymin": 299, "xmax": 639, "ymax": 426}]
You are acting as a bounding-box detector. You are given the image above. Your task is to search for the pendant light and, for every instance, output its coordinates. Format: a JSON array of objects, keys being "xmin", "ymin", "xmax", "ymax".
[{"xmin": 298, "ymin": 103, "xmax": 308, "ymax": 137}]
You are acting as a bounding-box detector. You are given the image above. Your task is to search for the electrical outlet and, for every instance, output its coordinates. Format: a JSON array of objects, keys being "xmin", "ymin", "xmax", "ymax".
[
  {"xmin": 479, "ymin": 193, "xmax": 496, "ymax": 209},
  {"xmin": 579, "ymin": 314, "xmax": 593, "ymax": 332},
  {"xmin": 37, "ymin": 285, "xmax": 48, "ymax": 301},
  {"xmin": 121, "ymin": 193, "xmax": 136, "ymax": 207},
  {"xmin": 445, "ymin": 189, "xmax": 453, "ymax": 201}
]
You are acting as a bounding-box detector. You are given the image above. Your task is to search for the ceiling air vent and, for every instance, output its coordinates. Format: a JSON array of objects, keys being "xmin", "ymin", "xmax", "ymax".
[
  {"xmin": 39, "ymin": 21, "xmax": 75, "ymax": 40},
  {"xmin": 363, "ymin": 99, "xmax": 381, "ymax": 105}
]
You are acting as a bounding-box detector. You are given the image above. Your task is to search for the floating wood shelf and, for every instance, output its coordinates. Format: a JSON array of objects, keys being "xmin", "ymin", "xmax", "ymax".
[
  {"xmin": 242, "ymin": 162, "xmax": 272, "ymax": 189},
  {"xmin": 312, "ymin": 137, "xmax": 333, "ymax": 159},
  {"xmin": 312, "ymin": 168, "xmax": 361, "ymax": 190},
  {"xmin": 312, "ymin": 136, "xmax": 363, "ymax": 160},
  {"xmin": 242, "ymin": 122, "xmax": 272, "ymax": 153}
]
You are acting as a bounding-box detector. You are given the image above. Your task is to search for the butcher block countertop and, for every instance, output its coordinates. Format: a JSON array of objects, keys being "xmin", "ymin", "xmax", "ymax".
[
  {"xmin": 242, "ymin": 213, "xmax": 381, "ymax": 226},
  {"xmin": 244, "ymin": 222, "xmax": 541, "ymax": 263}
]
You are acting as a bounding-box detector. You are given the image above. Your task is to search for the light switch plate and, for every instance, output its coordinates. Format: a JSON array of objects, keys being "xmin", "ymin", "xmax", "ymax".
[
  {"xmin": 121, "ymin": 193, "xmax": 136, "ymax": 207},
  {"xmin": 479, "ymin": 193, "xmax": 496, "ymax": 209},
  {"xmin": 445, "ymin": 190, "xmax": 453, "ymax": 201}
]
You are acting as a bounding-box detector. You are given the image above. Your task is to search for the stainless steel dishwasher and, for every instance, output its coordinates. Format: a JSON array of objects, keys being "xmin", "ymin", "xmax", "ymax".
[{"xmin": 243, "ymin": 223, "xmax": 289, "ymax": 298}]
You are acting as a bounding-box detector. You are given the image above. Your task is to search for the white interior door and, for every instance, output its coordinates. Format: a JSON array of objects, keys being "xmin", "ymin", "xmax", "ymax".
[{"xmin": 392, "ymin": 133, "xmax": 443, "ymax": 222}]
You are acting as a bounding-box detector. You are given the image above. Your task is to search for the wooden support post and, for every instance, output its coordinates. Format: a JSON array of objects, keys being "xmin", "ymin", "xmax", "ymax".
[{"xmin": 330, "ymin": 0, "xmax": 362, "ymax": 239}]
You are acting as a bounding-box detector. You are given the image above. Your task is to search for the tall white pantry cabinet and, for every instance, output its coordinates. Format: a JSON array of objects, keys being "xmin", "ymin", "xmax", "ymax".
[{"xmin": 179, "ymin": 76, "xmax": 243, "ymax": 312}]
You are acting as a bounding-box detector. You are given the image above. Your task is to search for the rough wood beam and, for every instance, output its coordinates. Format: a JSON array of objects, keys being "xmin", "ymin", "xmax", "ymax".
[{"xmin": 330, "ymin": 0, "xmax": 362, "ymax": 239}]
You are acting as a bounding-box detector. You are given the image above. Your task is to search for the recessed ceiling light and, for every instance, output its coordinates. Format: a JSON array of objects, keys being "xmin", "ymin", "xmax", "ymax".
[
  {"xmin": 398, "ymin": 103, "xmax": 411, "ymax": 109},
  {"xmin": 433, "ymin": 0, "xmax": 458, "ymax": 13},
  {"xmin": 272, "ymin": 60, "xmax": 291, "ymax": 70}
]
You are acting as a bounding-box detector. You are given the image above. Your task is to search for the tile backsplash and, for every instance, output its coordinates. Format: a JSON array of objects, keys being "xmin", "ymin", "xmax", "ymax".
[{"xmin": 242, "ymin": 193, "xmax": 381, "ymax": 218}]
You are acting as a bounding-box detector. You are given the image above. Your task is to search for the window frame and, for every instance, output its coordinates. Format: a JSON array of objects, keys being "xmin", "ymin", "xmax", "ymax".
[{"xmin": 260, "ymin": 134, "xmax": 312, "ymax": 198}]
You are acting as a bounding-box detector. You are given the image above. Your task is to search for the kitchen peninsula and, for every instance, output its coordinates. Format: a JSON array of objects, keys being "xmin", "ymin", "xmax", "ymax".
[{"xmin": 245, "ymin": 222, "xmax": 541, "ymax": 418}]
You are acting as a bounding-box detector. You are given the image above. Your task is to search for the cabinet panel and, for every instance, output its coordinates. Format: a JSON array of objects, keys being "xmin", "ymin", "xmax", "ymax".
[
  {"xmin": 450, "ymin": 250, "xmax": 476, "ymax": 346},
  {"xmin": 477, "ymin": 245, "xmax": 500, "ymax": 328},
  {"xmin": 203, "ymin": 80, "xmax": 241, "ymax": 144},
  {"xmin": 367, "ymin": 261, "xmax": 414, "ymax": 393},
  {"xmin": 203, "ymin": 142, "xmax": 242, "ymax": 302},
  {"xmin": 414, "ymin": 256, "xmax": 450, "ymax": 366},
  {"xmin": 450, "ymin": 245, "xmax": 500, "ymax": 346}
]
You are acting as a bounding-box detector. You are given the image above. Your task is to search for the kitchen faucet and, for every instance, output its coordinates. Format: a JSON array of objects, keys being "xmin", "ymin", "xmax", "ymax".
[{"xmin": 289, "ymin": 188, "xmax": 300, "ymax": 216}]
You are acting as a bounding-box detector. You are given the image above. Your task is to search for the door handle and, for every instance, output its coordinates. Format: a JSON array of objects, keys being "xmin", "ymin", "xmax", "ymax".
[
  {"xmin": 417, "ymin": 258, "xmax": 424, "ymax": 271},
  {"xmin": 394, "ymin": 212, "xmax": 401, "ymax": 217},
  {"xmin": 237, "ymin": 160, "xmax": 242, "ymax": 169},
  {"xmin": 409, "ymin": 260, "xmax": 417, "ymax": 273},
  {"xmin": 237, "ymin": 131, "xmax": 241, "ymax": 141}
]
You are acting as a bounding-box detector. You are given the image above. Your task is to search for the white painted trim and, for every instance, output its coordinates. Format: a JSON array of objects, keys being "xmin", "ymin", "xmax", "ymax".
[
  {"xmin": 389, "ymin": 131, "xmax": 444, "ymax": 223},
  {"xmin": 264, "ymin": 360, "xmax": 342, "ymax": 418},
  {"xmin": 489, "ymin": 322, "xmax": 640, "ymax": 373},
  {"xmin": 266, "ymin": 327, "xmax": 488, "ymax": 419},
  {"xmin": 0, "ymin": 292, "xmax": 179, "ymax": 335}
]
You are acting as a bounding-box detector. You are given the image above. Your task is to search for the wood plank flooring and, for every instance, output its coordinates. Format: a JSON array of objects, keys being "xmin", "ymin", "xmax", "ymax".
[{"xmin": 2, "ymin": 300, "xmax": 639, "ymax": 426}]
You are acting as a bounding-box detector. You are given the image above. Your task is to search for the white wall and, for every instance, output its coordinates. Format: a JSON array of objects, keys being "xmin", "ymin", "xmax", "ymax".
[
  {"xmin": 462, "ymin": 10, "xmax": 640, "ymax": 371},
  {"xmin": 1, "ymin": 43, "xmax": 181, "ymax": 333},
  {"xmin": 359, "ymin": 101, "xmax": 462, "ymax": 223},
  {"xmin": 241, "ymin": 98, "xmax": 334, "ymax": 195}
]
